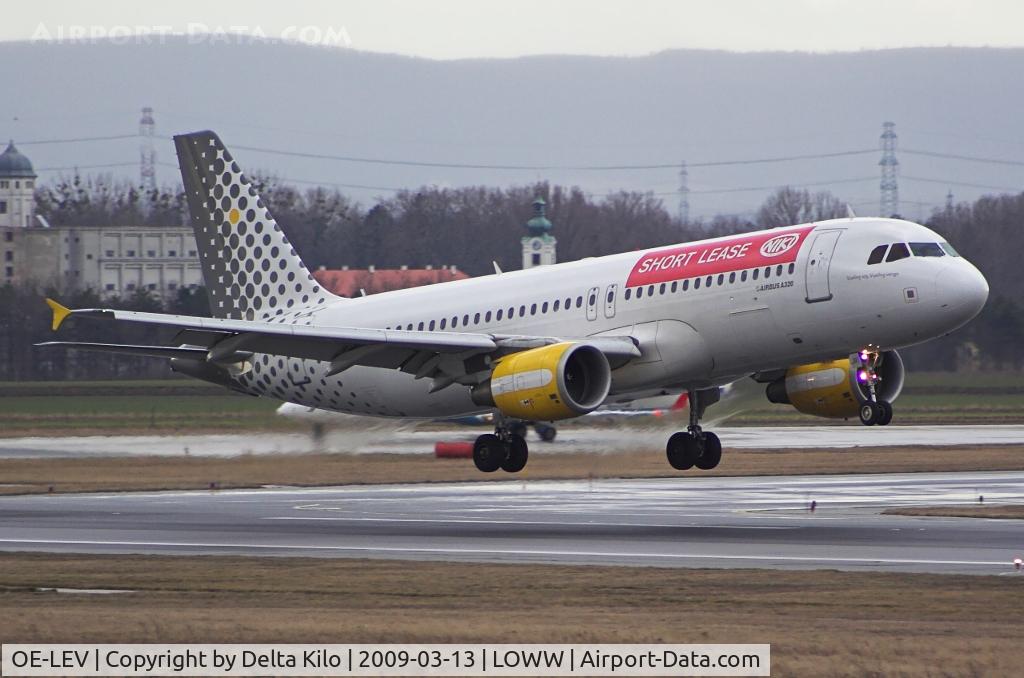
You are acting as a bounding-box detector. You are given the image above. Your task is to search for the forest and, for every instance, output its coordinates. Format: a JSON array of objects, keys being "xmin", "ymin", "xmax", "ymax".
[{"xmin": 1, "ymin": 175, "xmax": 1019, "ymax": 380}]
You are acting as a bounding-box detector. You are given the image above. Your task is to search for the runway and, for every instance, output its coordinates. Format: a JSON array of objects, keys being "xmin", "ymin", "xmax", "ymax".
[
  {"xmin": 1, "ymin": 471, "xmax": 1021, "ymax": 575},
  {"xmin": 2, "ymin": 424, "xmax": 1024, "ymax": 458}
]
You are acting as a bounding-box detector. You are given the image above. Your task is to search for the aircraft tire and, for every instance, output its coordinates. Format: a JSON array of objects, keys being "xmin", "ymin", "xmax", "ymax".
[
  {"xmin": 501, "ymin": 434, "xmax": 529, "ymax": 473},
  {"xmin": 695, "ymin": 432, "xmax": 722, "ymax": 470},
  {"xmin": 536, "ymin": 424, "xmax": 557, "ymax": 442},
  {"xmin": 859, "ymin": 401, "xmax": 883, "ymax": 426},
  {"xmin": 877, "ymin": 401, "xmax": 894, "ymax": 426},
  {"xmin": 666, "ymin": 432, "xmax": 697, "ymax": 470},
  {"xmin": 473, "ymin": 434, "xmax": 507, "ymax": 473}
]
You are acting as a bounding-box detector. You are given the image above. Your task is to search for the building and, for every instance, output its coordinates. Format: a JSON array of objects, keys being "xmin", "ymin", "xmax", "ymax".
[
  {"xmin": 0, "ymin": 141, "xmax": 36, "ymax": 230},
  {"xmin": 314, "ymin": 265, "xmax": 468, "ymax": 297},
  {"xmin": 1, "ymin": 141, "xmax": 203, "ymax": 297},
  {"xmin": 521, "ymin": 197, "xmax": 556, "ymax": 269}
]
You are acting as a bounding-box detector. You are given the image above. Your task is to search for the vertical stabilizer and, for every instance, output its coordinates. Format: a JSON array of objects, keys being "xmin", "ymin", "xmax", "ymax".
[{"xmin": 174, "ymin": 131, "xmax": 338, "ymax": 320}]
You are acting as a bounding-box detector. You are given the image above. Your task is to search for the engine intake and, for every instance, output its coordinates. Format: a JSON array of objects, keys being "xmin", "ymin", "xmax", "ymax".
[
  {"xmin": 471, "ymin": 342, "xmax": 611, "ymax": 421},
  {"xmin": 765, "ymin": 350, "xmax": 905, "ymax": 419}
]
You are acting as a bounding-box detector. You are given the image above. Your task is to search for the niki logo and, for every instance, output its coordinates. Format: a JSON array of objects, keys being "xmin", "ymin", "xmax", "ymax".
[{"xmin": 760, "ymin": 233, "xmax": 801, "ymax": 258}]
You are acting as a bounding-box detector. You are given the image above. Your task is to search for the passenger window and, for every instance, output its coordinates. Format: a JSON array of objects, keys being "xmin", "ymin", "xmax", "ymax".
[
  {"xmin": 463, "ymin": 314, "xmax": 469, "ymax": 326},
  {"xmin": 542, "ymin": 301, "xmax": 549, "ymax": 313},
  {"xmin": 530, "ymin": 303, "xmax": 537, "ymax": 316},
  {"xmin": 418, "ymin": 322, "xmax": 424, "ymax": 331},
  {"xmin": 752, "ymin": 269, "xmax": 759, "ymax": 280},
  {"xmin": 764, "ymin": 267, "xmax": 771, "ymax": 279},
  {"xmin": 428, "ymin": 320, "xmax": 435, "ymax": 330},
  {"xmin": 741, "ymin": 270, "xmax": 747, "ymax": 282},
  {"xmin": 576, "ymin": 296, "xmax": 583, "ymax": 308},
  {"xmin": 659, "ymin": 283, "xmax": 666, "ymax": 295},
  {"xmin": 694, "ymin": 277, "xmax": 701, "ymax": 289},
  {"xmin": 439, "ymin": 318, "xmax": 447, "ymax": 329},
  {"xmin": 788, "ymin": 263, "xmax": 795, "ymax": 274},
  {"xmin": 717, "ymin": 274, "xmax": 724, "ymax": 286},
  {"xmin": 670, "ymin": 281, "xmax": 677, "ymax": 293},
  {"xmin": 776, "ymin": 265, "xmax": 783, "ymax": 276},
  {"xmin": 554, "ymin": 299, "xmax": 561, "ymax": 311},
  {"xmin": 520, "ymin": 305, "xmax": 526, "ymax": 316},
  {"xmin": 886, "ymin": 243, "xmax": 910, "ymax": 262},
  {"xmin": 474, "ymin": 312, "xmax": 480, "ymax": 324},
  {"xmin": 705, "ymin": 276, "xmax": 712, "ymax": 288},
  {"xmin": 588, "ymin": 293, "xmax": 597, "ymax": 306},
  {"xmin": 407, "ymin": 323, "xmax": 413, "ymax": 330},
  {"xmin": 909, "ymin": 242, "xmax": 945, "ymax": 257},
  {"xmin": 647, "ymin": 285, "xmax": 654, "ymax": 297},
  {"xmin": 729, "ymin": 272, "xmax": 736, "ymax": 284},
  {"xmin": 606, "ymin": 291, "xmax": 614, "ymax": 304},
  {"xmin": 565, "ymin": 297, "xmax": 571, "ymax": 309},
  {"xmin": 867, "ymin": 245, "xmax": 888, "ymax": 265},
  {"xmin": 682, "ymin": 279, "xmax": 689, "ymax": 291},
  {"xmin": 624, "ymin": 289, "xmax": 632, "ymax": 300},
  {"xmin": 508, "ymin": 307, "xmax": 514, "ymax": 318}
]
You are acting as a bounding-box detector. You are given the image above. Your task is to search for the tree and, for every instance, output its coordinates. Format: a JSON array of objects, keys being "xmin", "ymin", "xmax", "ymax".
[{"xmin": 756, "ymin": 187, "xmax": 846, "ymax": 229}]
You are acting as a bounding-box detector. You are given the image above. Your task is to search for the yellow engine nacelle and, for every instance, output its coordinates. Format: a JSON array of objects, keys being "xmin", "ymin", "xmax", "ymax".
[
  {"xmin": 765, "ymin": 350, "xmax": 905, "ymax": 419},
  {"xmin": 471, "ymin": 342, "xmax": 612, "ymax": 421}
]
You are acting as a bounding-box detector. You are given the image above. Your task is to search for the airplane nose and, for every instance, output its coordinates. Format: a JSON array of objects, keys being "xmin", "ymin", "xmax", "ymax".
[{"xmin": 934, "ymin": 262, "xmax": 988, "ymax": 326}]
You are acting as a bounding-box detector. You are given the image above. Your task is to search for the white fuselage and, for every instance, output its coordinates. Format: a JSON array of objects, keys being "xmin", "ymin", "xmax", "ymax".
[{"xmin": 228, "ymin": 217, "xmax": 988, "ymax": 419}]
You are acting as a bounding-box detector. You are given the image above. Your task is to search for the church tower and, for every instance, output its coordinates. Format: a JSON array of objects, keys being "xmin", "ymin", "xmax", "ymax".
[
  {"xmin": 0, "ymin": 141, "xmax": 37, "ymax": 229},
  {"xmin": 521, "ymin": 197, "xmax": 556, "ymax": 269}
]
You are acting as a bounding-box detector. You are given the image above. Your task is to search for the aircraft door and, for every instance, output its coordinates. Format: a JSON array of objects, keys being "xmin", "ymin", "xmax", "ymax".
[
  {"xmin": 805, "ymin": 230, "xmax": 842, "ymax": 303},
  {"xmin": 603, "ymin": 284, "xmax": 618, "ymax": 319},
  {"xmin": 586, "ymin": 286, "xmax": 599, "ymax": 321}
]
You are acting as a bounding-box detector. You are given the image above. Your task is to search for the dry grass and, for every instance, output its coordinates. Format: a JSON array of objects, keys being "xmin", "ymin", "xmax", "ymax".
[
  {"xmin": 884, "ymin": 504, "xmax": 1024, "ymax": 519},
  {"xmin": 1, "ymin": 444, "xmax": 1023, "ymax": 496},
  {"xmin": 0, "ymin": 553, "xmax": 1021, "ymax": 676}
]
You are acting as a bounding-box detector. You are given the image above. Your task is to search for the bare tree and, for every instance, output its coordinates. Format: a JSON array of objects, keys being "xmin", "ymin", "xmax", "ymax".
[{"xmin": 756, "ymin": 187, "xmax": 846, "ymax": 229}]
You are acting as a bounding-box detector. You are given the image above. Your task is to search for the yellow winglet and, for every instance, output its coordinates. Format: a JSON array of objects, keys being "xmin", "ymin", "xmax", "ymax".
[{"xmin": 45, "ymin": 298, "xmax": 72, "ymax": 331}]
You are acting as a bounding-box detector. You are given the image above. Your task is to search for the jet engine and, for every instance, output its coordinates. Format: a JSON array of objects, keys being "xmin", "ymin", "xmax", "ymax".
[
  {"xmin": 471, "ymin": 342, "xmax": 612, "ymax": 420},
  {"xmin": 765, "ymin": 350, "xmax": 905, "ymax": 419}
]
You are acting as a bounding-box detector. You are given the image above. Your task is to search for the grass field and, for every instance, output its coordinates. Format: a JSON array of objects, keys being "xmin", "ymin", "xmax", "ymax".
[
  {"xmin": 884, "ymin": 504, "xmax": 1024, "ymax": 519},
  {"xmin": 2, "ymin": 444, "xmax": 1023, "ymax": 495},
  {"xmin": 1, "ymin": 553, "xmax": 1021, "ymax": 676},
  {"xmin": 1, "ymin": 371, "xmax": 1021, "ymax": 436}
]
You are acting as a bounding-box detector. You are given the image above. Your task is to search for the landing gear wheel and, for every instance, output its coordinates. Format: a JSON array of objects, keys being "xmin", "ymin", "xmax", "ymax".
[
  {"xmin": 695, "ymin": 431, "xmax": 722, "ymax": 470},
  {"xmin": 509, "ymin": 422, "xmax": 529, "ymax": 439},
  {"xmin": 536, "ymin": 424, "xmax": 557, "ymax": 442},
  {"xmin": 473, "ymin": 434, "xmax": 507, "ymax": 473},
  {"xmin": 667, "ymin": 432, "xmax": 698, "ymax": 470},
  {"xmin": 877, "ymin": 401, "xmax": 893, "ymax": 426},
  {"xmin": 501, "ymin": 434, "xmax": 529, "ymax": 472},
  {"xmin": 859, "ymin": 401, "xmax": 883, "ymax": 426}
]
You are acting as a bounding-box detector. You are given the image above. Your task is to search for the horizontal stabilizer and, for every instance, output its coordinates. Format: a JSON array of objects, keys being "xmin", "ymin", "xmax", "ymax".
[{"xmin": 35, "ymin": 342, "xmax": 208, "ymax": 360}]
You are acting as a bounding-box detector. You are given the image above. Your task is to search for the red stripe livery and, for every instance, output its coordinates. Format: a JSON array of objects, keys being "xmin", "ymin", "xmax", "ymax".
[{"xmin": 626, "ymin": 225, "xmax": 814, "ymax": 287}]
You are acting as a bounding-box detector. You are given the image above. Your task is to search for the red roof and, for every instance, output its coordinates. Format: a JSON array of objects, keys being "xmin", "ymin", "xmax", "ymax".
[{"xmin": 314, "ymin": 268, "xmax": 470, "ymax": 298}]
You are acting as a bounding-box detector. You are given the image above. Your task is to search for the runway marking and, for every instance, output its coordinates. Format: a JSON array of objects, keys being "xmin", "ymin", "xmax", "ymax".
[
  {"xmin": 0, "ymin": 538, "xmax": 1010, "ymax": 568},
  {"xmin": 263, "ymin": 516, "xmax": 794, "ymax": 529}
]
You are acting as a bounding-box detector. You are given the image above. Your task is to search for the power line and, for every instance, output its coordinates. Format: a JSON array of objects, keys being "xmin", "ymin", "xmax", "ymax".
[
  {"xmin": 229, "ymin": 143, "xmax": 879, "ymax": 172},
  {"xmin": 18, "ymin": 134, "xmax": 139, "ymax": 146},
  {"xmin": 902, "ymin": 148, "xmax": 1024, "ymax": 168}
]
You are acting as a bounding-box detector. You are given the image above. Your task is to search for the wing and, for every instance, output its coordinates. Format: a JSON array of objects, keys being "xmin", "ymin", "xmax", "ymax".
[{"xmin": 37, "ymin": 299, "xmax": 640, "ymax": 390}]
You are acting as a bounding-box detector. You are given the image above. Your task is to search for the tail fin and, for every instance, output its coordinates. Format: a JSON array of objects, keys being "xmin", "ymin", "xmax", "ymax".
[{"xmin": 174, "ymin": 131, "xmax": 339, "ymax": 320}]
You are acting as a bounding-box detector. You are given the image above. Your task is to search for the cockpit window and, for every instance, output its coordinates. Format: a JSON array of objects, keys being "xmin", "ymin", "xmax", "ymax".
[
  {"xmin": 940, "ymin": 242, "xmax": 961, "ymax": 257},
  {"xmin": 909, "ymin": 242, "xmax": 945, "ymax": 257},
  {"xmin": 886, "ymin": 243, "xmax": 910, "ymax": 262},
  {"xmin": 867, "ymin": 245, "xmax": 888, "ymax": 265}
]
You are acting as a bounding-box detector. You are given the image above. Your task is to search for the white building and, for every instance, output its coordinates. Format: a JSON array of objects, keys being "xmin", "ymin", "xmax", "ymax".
[
  {"xmin": 0, "ymin": 141, "xmax": 37, "ymax": 229},
  {"xmin": 521, "ymin": 197, "xmax": 557, "ymax": 269}
]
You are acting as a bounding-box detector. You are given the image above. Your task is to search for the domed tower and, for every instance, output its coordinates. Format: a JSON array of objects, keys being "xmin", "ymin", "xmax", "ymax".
[
  {"xmin": 521, "ymin": 196, "xmax": 556, "ymax": 269},
  {"xmin": 0, "ymin": 141, "xmax": 37, "ymax": 228}
]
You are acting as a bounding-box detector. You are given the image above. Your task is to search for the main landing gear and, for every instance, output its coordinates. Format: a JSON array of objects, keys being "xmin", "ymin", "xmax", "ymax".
[
  {"xmin": 473, "ymin": 420, "xmax": 529, "ymax": 473},
  {"xmin": 666, "ymin": 388, "xmax": 722, "ymax": 471},
  {"xmin": 856, "ymin": 348, "xmax": 894, "ymax": 426}
]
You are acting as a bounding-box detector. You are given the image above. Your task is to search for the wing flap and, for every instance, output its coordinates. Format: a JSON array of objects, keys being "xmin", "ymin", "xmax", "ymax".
[{"xmin": 34, "ymin": 342, "xmax": 208, "ymax": 360}]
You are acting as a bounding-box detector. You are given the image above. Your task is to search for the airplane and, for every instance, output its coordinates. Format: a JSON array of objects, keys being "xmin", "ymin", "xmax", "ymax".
[{"xmin": 39, "ymin": 130, "xmax": 989, "ymax": 474}]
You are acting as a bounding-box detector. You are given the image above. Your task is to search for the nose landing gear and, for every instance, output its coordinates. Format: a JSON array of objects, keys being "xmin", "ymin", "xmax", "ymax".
[
  {"xmin": 473, "ymin": 419, "xmax": 529, "ymax": 473},
  {"xmin": 666, "ymin": 388, "xmax": 722, "ymax": 471},
  {"xmin": 856, "ymin": 349, "xmax": 894, "ymax": 426}
]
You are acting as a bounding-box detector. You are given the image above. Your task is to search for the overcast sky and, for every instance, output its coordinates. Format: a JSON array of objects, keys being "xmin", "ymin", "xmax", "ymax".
[{"xmin": 5, "ymin": 0, "xmax": 1024, "ymax": 59}]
